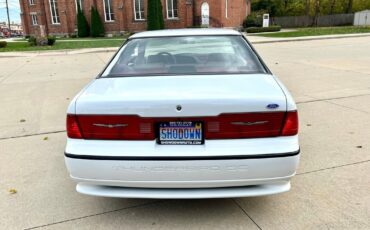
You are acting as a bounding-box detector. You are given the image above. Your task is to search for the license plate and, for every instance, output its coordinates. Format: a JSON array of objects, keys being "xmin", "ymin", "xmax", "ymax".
[{"xmin": 158, "ymin": 121, "xmax": 204, "ymax": 145}]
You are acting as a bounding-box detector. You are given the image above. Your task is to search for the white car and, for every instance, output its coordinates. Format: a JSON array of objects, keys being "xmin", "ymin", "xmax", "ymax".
[{"xmin": 65, "ymin": 29, "xmax": 299, "ymax": 199}]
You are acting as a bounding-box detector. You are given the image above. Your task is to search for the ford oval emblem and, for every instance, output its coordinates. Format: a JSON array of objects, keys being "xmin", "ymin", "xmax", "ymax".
[{"xmin": 267, "ymin": 104, "xmax": 279, "ymax": 109}]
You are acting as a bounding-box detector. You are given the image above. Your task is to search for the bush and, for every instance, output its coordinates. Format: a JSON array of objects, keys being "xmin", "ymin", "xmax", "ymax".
[
  {"xmin": 243, "ymin": 16, "xmax": 259, "ymax": 28},
  {"xmin": 36, "ymin": 37, "xmax": 48, "ymax": 46},
  {"xmin": 47, "ymin": 36, "xmax": 56, "ymax": 46},
  {"xmin": 245, "ymin": 26, "xmax": 281, "ymax": 33},
  {"xmin": 90, "ymin": 6, "xmax": 104, "ymax": 37},
  {"xmin": 243, "ymin": 13, "xmax": 263, "ymax": 28},
  {"xmin": 157, "ymin": 0, "xmax": 164, "ymax": 29},
  {"xmin": 28, "ymin": 36, "xmax": 37, "ymax": 46},
  {"xmin": 77, "ymin": 2, "xmax": 89, "ymax": 37},
  {"xmin": 147, "ymin": 0, "xmax": 164, "ymax": 30},
  {"xmin": 70, "ymin": 34, "xmax": 77, "ymax": 38},
  {"xmin": 0, "ymin": 41, "xmax": 7, "ymax": 48}
]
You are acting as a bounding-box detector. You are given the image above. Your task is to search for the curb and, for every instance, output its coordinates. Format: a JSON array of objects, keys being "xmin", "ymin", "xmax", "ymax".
[{"xmin": 249, "ymin": 33, "xmax": 370, "ymax": 44}]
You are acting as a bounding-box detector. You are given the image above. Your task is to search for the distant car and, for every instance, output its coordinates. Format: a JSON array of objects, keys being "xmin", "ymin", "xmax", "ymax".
[{"xmin": 65, "ymin": 29, "xmax": 300, "ymax": 199}]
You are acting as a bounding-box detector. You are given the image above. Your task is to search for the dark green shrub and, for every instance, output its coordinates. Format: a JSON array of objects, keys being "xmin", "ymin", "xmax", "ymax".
[
  {"xmin": 47, "ymin": 36, "xmax": 56, "ymax": 46},
  {"xmin": 245, "ymin": 26, "xmax": 281, "ymax": 33},
  {"xmin": 0, "ymin": 41, "xmax": 7, "ymax": 48},
  {"xmin": 157, "ymin": 0, "xmax": 164, "ymax": 29},
  {"xmin": 70, "ymin": 34, "xmax": 77, "ymax": 38},
  {"xmin": 147, "ymin": 0, "xmax": 158, "ymax": 30},
  {"xmin": 90, "ymin": 6, "xmax": 104, "ymax": 37},
  {"xmin": 25, "ymin": 35, "xmax": 30, "ymax": 39},
  {"xmin": 28, "ymin": 36, "xmax": 37, "ymax": 46},
  {"xmin": 243, "ymin": 12, "xmax": 265, "ymax": 28},
  {"xmin": 147, "ymin": 0, "xmax": 164, "ymax": 30},
  {"xmin": 77, "ymin": 2, "xmax": 89, "ymax": 37},
  {"xmin": 36, "ymin": 37, "xmax": 48, "ymax": 46},
  {"xmin": 243, "ymin": 16, "xmax": 259, "ymax": 28}
]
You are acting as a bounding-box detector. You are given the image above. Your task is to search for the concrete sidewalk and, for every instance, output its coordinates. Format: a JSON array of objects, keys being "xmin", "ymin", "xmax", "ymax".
[{"xmin": 0, "ymin": 36, "xmax": 369, "ymax": 229}]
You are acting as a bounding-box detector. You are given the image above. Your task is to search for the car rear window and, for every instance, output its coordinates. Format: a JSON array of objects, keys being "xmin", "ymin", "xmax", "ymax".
[{"xmin": 103, "ymin": 35, "xmax": 266, "ymax": 77}]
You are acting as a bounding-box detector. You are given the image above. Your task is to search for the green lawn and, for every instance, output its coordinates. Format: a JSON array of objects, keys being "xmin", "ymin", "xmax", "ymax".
[
  {"xmin": 56, "ymin": 36, "xmax": 126, "ymax": 41},
  {"xmin": 0, "ymin": 39, "xmax": 125, "ymax": 52},
  {"xmin": 12, "ymin": 36, "xmax": 127, "ymax": 42},
  {"xmin": 259, "ymin": 26, "xmax": 370, "ymax": 38}
]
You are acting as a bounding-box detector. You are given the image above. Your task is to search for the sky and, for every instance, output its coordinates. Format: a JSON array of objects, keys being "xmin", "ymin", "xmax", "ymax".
[{"xmin": 0, "ymin": 0, "xmax": 21, "ymax": 24}]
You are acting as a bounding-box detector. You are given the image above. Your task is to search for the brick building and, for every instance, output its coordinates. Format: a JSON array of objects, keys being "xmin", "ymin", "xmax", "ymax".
[{"xmin": 20, "ymin": 0, "xmax": 251, "ymax": 36}]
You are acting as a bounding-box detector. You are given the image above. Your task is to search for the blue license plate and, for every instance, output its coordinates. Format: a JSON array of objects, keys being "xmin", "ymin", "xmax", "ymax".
[{"xmin": 158, "ymin": 121, "xmax": 204, "ymax": 145}]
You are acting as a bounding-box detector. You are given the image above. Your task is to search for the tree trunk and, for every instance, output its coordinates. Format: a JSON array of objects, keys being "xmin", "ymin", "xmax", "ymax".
[
  {"xmin": 305, "ymin": 0, "xmax": 310, "ymax": 16},
  {"xmin": 329, "ymin": 0, "xmax": 336, "ymax": 15},
  {"xmin": 346, "ymin": 0, "xmax": 353, "ymax": 13},
  {"xmin": 312, "ymin": 0, "xmax": 320, "ymax": 26}
]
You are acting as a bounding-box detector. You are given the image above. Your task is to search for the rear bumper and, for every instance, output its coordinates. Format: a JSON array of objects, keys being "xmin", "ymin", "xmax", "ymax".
[
  {"xmin": 76, "ymin": 182, "xmax": 291, "ymax": 199},
  {"xmin": 65, "ymin": 136, "xmax": 300, "ymax": 198},
  {"xmin": 65, "ymin": 152, "xmax": 299, "ymax": 197}
]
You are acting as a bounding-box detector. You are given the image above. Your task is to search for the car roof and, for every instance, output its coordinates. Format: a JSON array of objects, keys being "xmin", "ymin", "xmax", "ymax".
[{"xmin": 129, "ymin": 28, "xmax": 241, "ymax": 39}]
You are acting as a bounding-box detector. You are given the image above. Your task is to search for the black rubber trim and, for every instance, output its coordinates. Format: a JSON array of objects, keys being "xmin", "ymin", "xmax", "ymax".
[{"xmin": 64, "ymin": 149, "xmax": 300, "ymax": 161}]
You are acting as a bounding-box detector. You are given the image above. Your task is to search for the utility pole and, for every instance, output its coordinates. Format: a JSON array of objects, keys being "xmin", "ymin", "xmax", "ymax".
[{"xmin": 5, "ymin": 0, "xmax": 11, "ymax": 30}]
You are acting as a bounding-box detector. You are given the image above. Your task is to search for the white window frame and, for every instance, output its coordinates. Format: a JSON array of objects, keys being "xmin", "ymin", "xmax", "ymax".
[
  {"xmin": 30, "ymin": 13, "xmax": 38, "ymax": 25},
  {"xmin": 29, "ymin": 0, "xmax": 35, "ymax": 5},
  {"xmin": 103, "ymin": 0, "xmax": 115, "ymax": 22},
  {"xmin": 134, "ymin": 0, "xmax": 145, "ymax": 21},
  {"xmin": 49, "ymin": 0, "xmax": 60, "ymax": 24},
  {"xmin": 166, "ymin": 0, "xmax": 178, "ymax": 19},
  {"xmin": 75, "ymin": 0, "xmax": 83, "ymax": 12},
  {"xmin": 225, "ymin": 0, "xmax": 228, "ymax": 18}
]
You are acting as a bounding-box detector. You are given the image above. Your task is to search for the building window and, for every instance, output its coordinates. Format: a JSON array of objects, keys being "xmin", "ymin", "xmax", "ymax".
[
  {"xmin": 29, "ymin": 0, "xmax": 35, "ymax": 5},
  {"xmin": 31, "ymin": 14, "xmax": 38, "ymax": 25},
  {"xmin": 166, "ymin": 0, "xmax": 178, "ymax": 19},
  {"xmin": 134, "ymin": 0, "xmax": 144, "ymax": 20},
  {"xmin": 103, "ymin": 0, "xmax": 115, "ymax": 21},
  {"xmin": 49, "ymin": 0, "xmax": 60, "ymax": 24},
  {"xmin": 225, "ymin": 0, "xmax": 228, "ymax": 18},
  {"xmin": 75, "ymin": 0, "xmax": 83, "ymax": 12}
]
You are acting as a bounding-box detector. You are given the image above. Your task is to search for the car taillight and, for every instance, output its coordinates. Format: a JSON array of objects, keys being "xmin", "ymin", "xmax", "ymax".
[
  {"xmin": 66, "ymin": 114, "xmax": 83, "ymax": 139},
  {"xmin": 67, "ymin": 111, "xmax": 297, "ymax": 140},
  {"xmin": 281, "ymin": 111, "xmax": 299, "ymax": 136},
  {"xmin": 75, "ymin": 115, "xmax": 155, "ymax": 140},
  {"xmin": 205, "ymin": 112, "xmax": 285, "ymax": 139}
]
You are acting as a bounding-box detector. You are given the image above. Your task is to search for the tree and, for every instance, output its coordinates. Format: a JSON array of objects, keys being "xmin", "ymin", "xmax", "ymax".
[
  {"xmin": 76, "ymin": 2, "xmax": 89, "ymax": 37},
  {"xmin": 147, "ymin": 0, "xmax": 164, "ymax": 30},
  {"xmin": 345, "ymin": 0, "xmax": 353, "ymax": 13},
  {"xmin": 312, "ymin": 0, "xmax": 320, "ymax": 26},
  {"xmin": 329, "ymin": 0, "xmax": 336, "ymax": 14},
  {"xmin": 157, "ymin": 0, "xmax": 164, "ymax": 29},
  {"xmin": 305, "ymin": 0, "xmax": 310, "ymax": 15},
  {"xmin": 252, "ymin": 0, "xmax": 279, "ymax": 16},
  {"xmin": 90, "ymin": 6, "xmax": 104, "ymax": 37}
]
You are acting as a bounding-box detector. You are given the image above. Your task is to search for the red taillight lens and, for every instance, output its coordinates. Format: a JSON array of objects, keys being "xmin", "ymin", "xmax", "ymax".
[
  {"xmin": 76, "ymin": 115, "xmax": 155, "ymax": 140},
  {"xmin": 281, "ymin": 111, "xmax": 299, "ymax": 136},
  {"xmin": 68, "ymin": 111, "xmax": 296, "ymax": 140},
  {"xmin": 66, "ymin": 114, "xmax": 83, "ymax": 139},
  {"xmin": 205, "ymin": 112, "xmax": 285, "ymax": 139}
]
